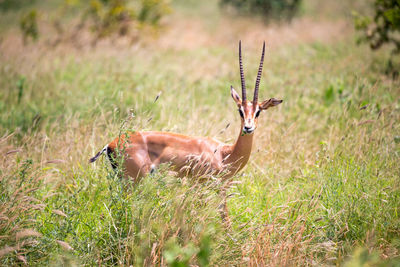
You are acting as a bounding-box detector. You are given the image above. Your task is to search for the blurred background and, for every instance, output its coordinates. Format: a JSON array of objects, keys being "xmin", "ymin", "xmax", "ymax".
[
  {"xmin": 1, "ymin": 0, "xmax": 395, "ymax": 51},
  {"xmin": 0, "ymin": 0, "xmax": 399, "ymax": 266}
]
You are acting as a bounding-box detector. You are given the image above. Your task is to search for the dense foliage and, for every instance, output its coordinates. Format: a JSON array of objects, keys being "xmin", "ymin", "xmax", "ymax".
[
  {"xmin": 354, "ymin": 0, "xmax": 400, "ymax": 53},
  {"xmin": 19, "ymin": 0, "xmax": 171, "ymax": 45},
  {"xmin": 220, "ymin": 0, "xmax": 301, "ymax": 21},
  {"xmin": 0, "ymin": 0, "xmax": 35, "ymax": 11},
  {"xmin": 19, "ymin": 9, "xmax": 39, "ymax": 44}
]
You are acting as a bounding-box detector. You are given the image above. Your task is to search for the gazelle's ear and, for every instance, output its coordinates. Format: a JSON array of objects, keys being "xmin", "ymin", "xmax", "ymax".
[
  {"xmin": 260, "ymin": 98, "xmax": 283, "ymax": 110},
  {"xmin": 231, "ymin": 86, "xmax": 242, "ymax": 106}
]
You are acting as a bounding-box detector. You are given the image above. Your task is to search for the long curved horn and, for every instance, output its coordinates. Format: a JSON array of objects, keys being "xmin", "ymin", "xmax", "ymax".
[
  {"xmin": 253, "ymin": 41, "xmax": 265, "ymax": 104},
  {"xmin": 239, "ymin": 40, "xmax": 246, "ymax": 104}
]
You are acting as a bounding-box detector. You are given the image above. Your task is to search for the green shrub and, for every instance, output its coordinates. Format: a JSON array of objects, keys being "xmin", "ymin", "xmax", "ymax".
[
  {"xmin": 19, "ymin": 9, "xmax": 39, "ymax": 44},
  {"xmin": 0, "ymin": 0, "xmax": 35, "ymax": 11},
  {"xmin": 354, "ymin": 0, "xmax": 400, "ymax": 54},
  {"xmin": 220, "ymin": 0, "xmax": 302, "ymax": 22},
  {"xmin": 19, "ymin": 0, "xmax": 171, "ymax": 45},
  {"xmin": 138, "ymin": 0, "xmax": 171, "ymax": 25},
  {"xmin": 61, "ymin": 0, "xmax": 171, "ymax": 42}
]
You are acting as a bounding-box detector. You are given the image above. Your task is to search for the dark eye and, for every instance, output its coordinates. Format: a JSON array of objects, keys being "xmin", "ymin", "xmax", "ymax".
[
  {"xmin": 255, "ymin": 110, "xmax": 261, "ymax": 118},
  {"xmin": 238, "ymin": 109, "xmax": 244, "ymax": 118}
]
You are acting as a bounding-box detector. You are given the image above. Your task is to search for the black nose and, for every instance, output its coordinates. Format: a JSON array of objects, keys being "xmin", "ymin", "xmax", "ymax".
[{"xmin": 244, "ymin": 126, "xmax": 251, "ymax": 130}]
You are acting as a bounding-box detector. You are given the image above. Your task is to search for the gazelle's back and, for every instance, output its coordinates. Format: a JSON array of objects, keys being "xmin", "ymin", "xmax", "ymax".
[{"xmin": 107, "ymin": 131, "xmax": 226, "ymax": 178}]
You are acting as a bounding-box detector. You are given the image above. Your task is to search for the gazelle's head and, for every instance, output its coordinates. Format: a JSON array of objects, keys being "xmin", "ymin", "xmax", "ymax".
[{"xmin": 231, "ymin": 41, "xmax": 283, "ymax": 135}]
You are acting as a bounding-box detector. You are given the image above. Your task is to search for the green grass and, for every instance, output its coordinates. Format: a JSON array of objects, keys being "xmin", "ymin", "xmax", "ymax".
[{"xmin": 1, "ymin": 0, "xmax": 400, "ymax": 266}]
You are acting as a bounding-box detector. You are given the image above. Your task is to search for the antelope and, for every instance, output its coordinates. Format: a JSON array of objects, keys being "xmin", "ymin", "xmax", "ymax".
[{"xmin": 90, "ymin": 41, "xmax": 282, "ymax": 224}]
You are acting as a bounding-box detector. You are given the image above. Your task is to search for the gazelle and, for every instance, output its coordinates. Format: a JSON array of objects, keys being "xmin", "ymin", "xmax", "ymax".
[{"xmin": 90, "ymin": 42, "xmax": 282, "ymax": 223}]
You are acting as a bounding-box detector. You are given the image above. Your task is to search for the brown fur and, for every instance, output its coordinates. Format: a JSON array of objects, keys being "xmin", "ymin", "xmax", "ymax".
[{"xmin": 107, "ymin": 129, "xmax": 252, "ymax": 181}]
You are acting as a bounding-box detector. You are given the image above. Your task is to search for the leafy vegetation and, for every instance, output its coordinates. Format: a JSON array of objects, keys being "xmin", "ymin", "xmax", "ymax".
[
  {"xmin": 0, "ymin": 0, "xmax": 35, "ymax": 11},
  {"xmin": 19, "ymin": 9, "xmax": 39, "ymax": 44},
  {"xmin": 19, "ymin": 0, "xmax": 171, "ymax": 45},
  {"xmin": 220, "ymin": 0, "xmax": 301, "ymax": 21},
  {"xmin": 354, "ymin": 0, "xmax": 400, "ymax": 54},
  {"xmin": 1, "ymin": 0, "xmax": 400, "ymax": 265}
]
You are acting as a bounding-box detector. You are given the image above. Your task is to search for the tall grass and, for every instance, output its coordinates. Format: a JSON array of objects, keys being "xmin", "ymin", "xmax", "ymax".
[
  {"xmin": 0, "ymin": 0, "xmax": 399, "ymax": 265},
  {"xmin": 0, "ymin": 142, "xmax": 44, "ymax": 265}
]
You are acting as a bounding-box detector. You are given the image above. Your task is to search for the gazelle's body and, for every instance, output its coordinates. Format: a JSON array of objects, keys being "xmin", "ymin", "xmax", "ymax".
[
  {"xmin": 90, "ymin": 41, "xmax": 282, "ymax": 207},
  {"xmin": 105, "ymin": 123, "xmax": 254, "ymax": 180}
]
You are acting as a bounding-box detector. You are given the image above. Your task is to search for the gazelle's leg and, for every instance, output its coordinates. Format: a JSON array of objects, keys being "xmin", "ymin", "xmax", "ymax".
[{"xmin": 123, "ymin": 149, "xmax": 152, "ymax": 181}]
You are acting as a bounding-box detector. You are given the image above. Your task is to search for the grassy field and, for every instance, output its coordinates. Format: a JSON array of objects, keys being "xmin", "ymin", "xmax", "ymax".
[{"xmin": 1, "ymin": 0, "xmax": 399, "ymax": 266}]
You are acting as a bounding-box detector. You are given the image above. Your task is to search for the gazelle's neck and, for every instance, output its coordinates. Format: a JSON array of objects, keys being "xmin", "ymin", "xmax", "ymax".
[{"xmin": 225, "ymin": 123, "xmax": 254, "ymax": 174}]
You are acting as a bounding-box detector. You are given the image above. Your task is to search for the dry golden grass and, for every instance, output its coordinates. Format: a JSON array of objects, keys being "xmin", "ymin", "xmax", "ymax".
[{"xmin": 0, "ymin": 0, "xmax": 399, "ymax": 266}]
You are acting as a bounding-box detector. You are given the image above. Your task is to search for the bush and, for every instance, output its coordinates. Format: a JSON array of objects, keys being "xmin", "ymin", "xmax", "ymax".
[
  {"xmin": 19, "ymin": 9, "xmax": 39, "ymax": 44},
  {"xmin": 220, "ymin": 0, "xmax": 302, "ymax": 22},
  {"xmin": 19, "ymin": 0, "xmax": 171, "ymax": 45},
  {"xmin": 80, "ymin": 0, "xmax": 171, "ymax": 40},
  {"xmin": 0, "ymin": 0, "xmax": 35, "ymax": 11},
  {"xmin": 354, "ymin": 0, "xmax": 400, "ymax": 54}
]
